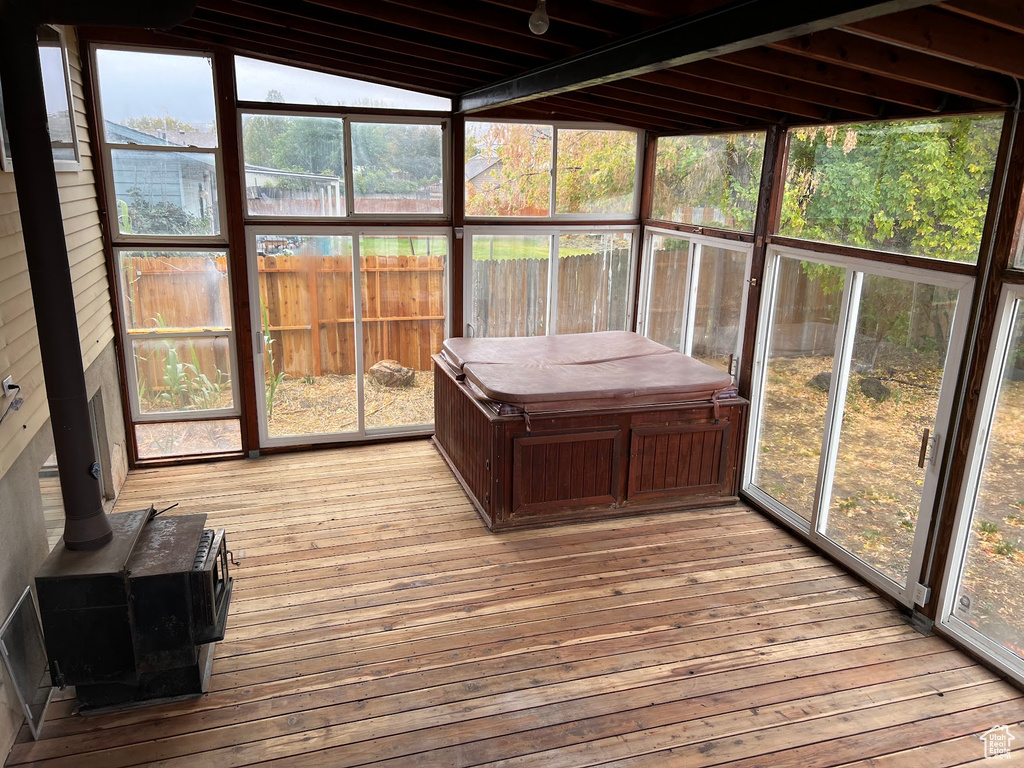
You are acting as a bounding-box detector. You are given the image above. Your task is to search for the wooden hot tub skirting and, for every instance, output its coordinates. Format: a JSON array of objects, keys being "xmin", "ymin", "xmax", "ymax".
[{"xmin": 431, "ymin": 332, "xmax": 748, "ymax": 531}]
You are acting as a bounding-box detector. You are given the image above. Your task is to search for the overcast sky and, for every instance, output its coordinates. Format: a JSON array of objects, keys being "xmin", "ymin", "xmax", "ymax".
[{"xmin": 94, "ymin": 49, "xmax": 448, "ymax": 126}]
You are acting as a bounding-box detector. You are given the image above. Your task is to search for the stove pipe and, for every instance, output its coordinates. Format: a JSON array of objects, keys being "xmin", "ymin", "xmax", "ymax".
[{"xmin": 0, "ymin": 19, "xmax": 112, "ymax": 550}]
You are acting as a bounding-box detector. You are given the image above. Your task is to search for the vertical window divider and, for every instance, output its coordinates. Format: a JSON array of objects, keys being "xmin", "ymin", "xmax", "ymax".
[
  {"xmin": 547, "ymin": 235, "xmax": 560, "ymax": 335},
  {"xmin": 549, "ymin": 129, "xmax": 559, "ymax": 217},
  {"xmin": 812, "ymin": 269, "xmax": 862, "ymax": 535},
  {"xmin": 682, "ymin": 242, "xmax": 701, "ymax": 356},
  {"xmin": 343, "ymin": 117, "xmax": 355, "ymax": 217},
  {"xmin": 352, "ymin": 232, "xmax": 366, "ymax": 435},
  {"xmin": 745, "ymin": 249, "xmax": 782, "ymax": 497}
]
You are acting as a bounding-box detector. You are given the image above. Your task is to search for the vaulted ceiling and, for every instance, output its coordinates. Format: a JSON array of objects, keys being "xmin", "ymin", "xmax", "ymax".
[{"xmin": 100, "ymin": 0, "xmax": 1024, "ymax": 133}]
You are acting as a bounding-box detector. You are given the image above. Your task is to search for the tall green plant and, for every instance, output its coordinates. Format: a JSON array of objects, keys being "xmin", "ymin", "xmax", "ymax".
[{"xmin": 262, "ymin": 300, "xmax": 287, "ymax": 419}]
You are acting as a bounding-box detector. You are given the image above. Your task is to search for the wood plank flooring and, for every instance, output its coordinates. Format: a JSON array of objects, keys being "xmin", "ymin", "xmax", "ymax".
[{"xmin": 6, "ymin": 440, "xmax": 1023, "ymax": 767}]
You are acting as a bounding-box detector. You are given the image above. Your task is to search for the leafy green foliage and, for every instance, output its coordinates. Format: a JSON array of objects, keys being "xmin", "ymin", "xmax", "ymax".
[
  {"xmin": 351, "ymin": 122, "xmax": 442, "ymax": 196},
  {"xmin": 652, "ymin": 132, "xmax": 765, "ymax": 230},
  {"xmin": 242, "ymin": 114, "xmax": 343, "ymax": 179},
  {"xmin": 119, "ymin": 188, "xmax": 212, "ymax": 236},
  {"xmin": 780, "ymin": 116, "xmax": 1001, "ymax": 262}
]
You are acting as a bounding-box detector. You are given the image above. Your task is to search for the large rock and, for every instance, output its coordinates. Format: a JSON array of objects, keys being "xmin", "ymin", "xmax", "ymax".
[
  {"xmin": 807, "ymin": 371, "xmax": 832, "ymax": 392},
  {"xmin": 860, "ymin": 376, "xmax": 891, "ymax": 402},
  {"xmin": 368, "ymin": 359, "xmax": 415, "ymax": 388}
]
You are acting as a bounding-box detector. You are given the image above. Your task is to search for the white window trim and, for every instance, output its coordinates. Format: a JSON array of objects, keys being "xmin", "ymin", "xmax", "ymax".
[
  {"xmin": 245, "ymin": 224, "xmax": 451, "ymax": 449},
  {"xmin": 463, "ymin": 224, "xmax": 640, "ymax": 339},
  {"xmin": 743, "ymin": 243, "xmax": 974, "ymax": 608},
  {"xmin": 463, "ymin": 118, "xmax": 643, "ymax": 223},
  {"xmin": 636, "ymin": 226, "xmax": 754, "ymax": 377},
  {"xmin": 0, "ymin": 24, "xmax": 82, "ymax": 173},
  {"xmin": 937, "ymin": 284, "xmax": 1024, "ymax": 687},
  {"xmin": 237, "ymin": 110, "xmax": 451, "ymax": 223},
  {"xmin": 113, "ymin": 246, "xmax": 241, "ymax": 425}
]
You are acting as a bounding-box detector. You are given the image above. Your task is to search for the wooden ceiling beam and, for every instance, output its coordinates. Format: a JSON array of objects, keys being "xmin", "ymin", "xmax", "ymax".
[
  {"xmin": 306, "ymin": 0, "xmax": 566, "ymax": 58},
  {"xmin": 587, "ymin": 0, "xmax": 721, "ymax": 17},
  {"xmin": 678, "ymin": 59, "xmax": 884, "ymax": 117},
  {"xmin": 184, "ymin": 15, "xmax": 483, "ymax": 88},
  {"xmin": 200, "ymin": 0, "xmax": 522, "ymax": 76},
  {"xmin": 638, "ymin": 69, "xmax": 828, "ymax": 122},
  {"xmin": 632, "ymin": 71, "xmax": 792, "ymax": 123},
  {"xmin": 845, "ymin": 6, "xmax": 1024, "ymax": 79},
  {"xmin": 373, "ymin": 0, "xmax": 607, "ymax": 52},
  {"xmin": 189, "ymin": 9, "xmax": 495, "ymax": 85},
  {"xmin": 546, "ymin": 91, "xmax": 715, "ymax": 131},
  {"xmin": 769, "ymin": 29, "xmax": 1015, "ymax": 105},
  {"xmin": 721, "ymin": 47, "xmax": 947, "ymax": 111},
  {"xmin": 940, "ymin": 0, "xmax": 1024, "ymax": 36},
  {"xmin": 167, "ymin": 24, "xmax": 465, "ymax": 95},
  {"xmin": 479, "ymin": 0, "xmax": 650, "ymax": 36},
  {"xmin": 457, "ymin": 0, "xmax": 937, "ymax": 112},
  {"xmin": 594, "ymin": 82, "xmax": 753, "ymax": 127}
]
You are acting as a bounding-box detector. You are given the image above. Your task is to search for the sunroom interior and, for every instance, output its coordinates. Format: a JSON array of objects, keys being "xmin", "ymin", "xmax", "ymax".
[{"xmin": 2, "ymin": 0, "xmax": 1024, "ymax": 764}]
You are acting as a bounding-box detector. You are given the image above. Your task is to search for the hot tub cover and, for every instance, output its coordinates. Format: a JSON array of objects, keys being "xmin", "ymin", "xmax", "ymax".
[
  {"xmin": 441, "ymin": 331, "xmax": 673, "ymax": 371},
  {"xmin": 459, "ymin": 338, "xmax": 734, "ymax": 413}
]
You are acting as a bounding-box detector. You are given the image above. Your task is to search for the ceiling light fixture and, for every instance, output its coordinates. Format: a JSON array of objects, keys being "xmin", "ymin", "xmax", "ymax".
[{"xmin": 529, "ymin": 0, "xmax": 550, "ymax": 35}]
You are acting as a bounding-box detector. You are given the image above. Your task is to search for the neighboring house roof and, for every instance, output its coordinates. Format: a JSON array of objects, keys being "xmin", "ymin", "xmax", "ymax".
[{"xmin": 465, "ymin": 153, "xmax": 500, "ymax": 183}]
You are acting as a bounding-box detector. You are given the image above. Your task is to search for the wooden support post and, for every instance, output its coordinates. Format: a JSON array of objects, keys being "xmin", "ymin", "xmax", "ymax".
[
  {"xmin": 212, "ymin": 51, "xmax": 260, "ymax": 454},
  {"xmin": 451, "ymin": 114, "xmax": 466, "ymax": 337},
  {"xmin": 738, "ymin": 124, "xmax": 788, "ymax": 400}
]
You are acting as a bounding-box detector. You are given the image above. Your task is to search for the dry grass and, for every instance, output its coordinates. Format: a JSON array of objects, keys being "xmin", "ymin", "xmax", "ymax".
[
  {"xmin": 267, "ymin": 371, "xmax": 434, "ymax": 436},
  {"xmin": 754, "ymin": 354, "xmax": 1024, "ymax": 657}
]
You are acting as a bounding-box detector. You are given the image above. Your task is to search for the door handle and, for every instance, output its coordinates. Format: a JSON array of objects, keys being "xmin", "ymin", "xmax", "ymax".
[{"xmin": 918, "ymin": 428, "xmax": 936, "ymax": 468}]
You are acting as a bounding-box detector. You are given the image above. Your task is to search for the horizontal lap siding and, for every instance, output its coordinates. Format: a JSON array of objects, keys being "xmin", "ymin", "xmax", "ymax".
[{"xmin": 0, "ymin": 27, "xmax": 114, "ymax": 479}]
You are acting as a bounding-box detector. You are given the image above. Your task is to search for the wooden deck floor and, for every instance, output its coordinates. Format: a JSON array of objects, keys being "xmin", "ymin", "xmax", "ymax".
[{"xmin": 7, "ymin": 440, "xmax": 1023, "ymax": 767}]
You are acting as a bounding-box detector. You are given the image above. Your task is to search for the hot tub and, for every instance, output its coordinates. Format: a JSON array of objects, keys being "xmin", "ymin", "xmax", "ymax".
[{"xmin": 432, "ymin": 331, "xmax": 749, "ymax": 531}]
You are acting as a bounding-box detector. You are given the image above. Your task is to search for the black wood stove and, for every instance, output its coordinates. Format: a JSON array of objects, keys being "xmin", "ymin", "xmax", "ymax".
[{"xmin": 35, "ymin": 507, "xmax": 232, "ymax": 713}]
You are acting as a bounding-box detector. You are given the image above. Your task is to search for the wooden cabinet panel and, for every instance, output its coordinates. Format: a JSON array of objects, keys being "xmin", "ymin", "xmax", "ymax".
[{"xmin": 512, "ymin": 429, "xmax": 621, "ymax": 517}]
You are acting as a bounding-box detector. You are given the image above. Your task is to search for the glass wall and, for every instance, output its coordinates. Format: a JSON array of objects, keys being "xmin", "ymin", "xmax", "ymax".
[
  {"xmin": 466, "ymin": 229, "xmax": 634, "ymax": 338},
  {"xmin": 652, "ymin": 131, "xmax": 765, "ymax": 231},
  {"xmin": 97, "ymin": 48, "xmax": 242, "ymax": 460},
  {"xmin": 942, "ymin": 288, "xmax": 1024, "ymax": 679},
  {"xmin": 639, "ymin": 231, "xmax": 750, "ymax": 373},
  {"xmin": 746, "ymin": 248, "xmax": 970, "ymax": 605},
  {"xmin": 779, "ymin": 115, "xmax": 1001, "ymax": 262},
  {"xmin": 465, "ymin": 121, "xmax": 639, "ymax": 219}
]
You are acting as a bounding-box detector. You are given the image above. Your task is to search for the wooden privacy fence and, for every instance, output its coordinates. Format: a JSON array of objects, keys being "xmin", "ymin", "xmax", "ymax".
[
  {"xmin": 123, "ymin": 253, "xmax": 446, "ymax": 382},
  {"xmin": 259, "ymin": 252, "xmax": 446, "ymax": 376},
  {"xmin": 471, "ymin": 249, "xmax": 631, "ymax": 337}
]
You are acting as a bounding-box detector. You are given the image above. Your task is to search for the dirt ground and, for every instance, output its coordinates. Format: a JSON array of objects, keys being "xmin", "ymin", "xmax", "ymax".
[
  {"xmin": 754, "ymin": 355, "xmax": 1024, "ymax": 657},
  {"xmin": 267, "ymin": 372, "xmax": 434, "ymax": 436}
]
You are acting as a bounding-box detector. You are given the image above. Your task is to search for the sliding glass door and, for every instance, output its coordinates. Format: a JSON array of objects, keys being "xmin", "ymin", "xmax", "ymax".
[
  {"xmin": 247, "ymin": 228, "xmax": 447, "ymax": 447},
  {"xmin": 746, "ymin": 247, "xmax": 971, "ymax": 605},
  {"xmin": 940, "ymin": 286, "xmax": 1024, "ymax": 684}
]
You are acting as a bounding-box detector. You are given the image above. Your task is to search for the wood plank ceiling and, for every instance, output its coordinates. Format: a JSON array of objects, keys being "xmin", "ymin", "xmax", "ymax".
[{"xmin": 139, "ymin": 0, "xmax": 1020, "ymax": 132}]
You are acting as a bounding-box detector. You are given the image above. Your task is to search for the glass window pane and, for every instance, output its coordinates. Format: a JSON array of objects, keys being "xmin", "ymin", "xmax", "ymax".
[
  {"xmin": 359, "ymin": 235, "xmax": 447, "ymax": 430},
  {"xmin": 652, "ymin": 132, "xmax": 764, "ymax": 231},
  {"xmin": 256, "ymin": 235, "xmax": 359, "ymax": 439},
  {"xmin": 953, "ymin": 299, "xmax": 1024, "ymax": 660},
  {"xmin": 752, "ymin": 257, "xmax": 844, "ymax": 519},
  {"xmin": 96, "ymin": 49, "xmax": 218, "ymax": 147},
  {"xmin": 39, "ymin": 29, "xmax": 75, "ymax": 162},
  {"xmin": 465, "ymin": 122, "xmax": 551, "ymax": 216},
  {"xmin": 644, "ymin": 235, "xmax": 690, "ymax": 351},
  {"xmin": 118, "ymin": 251, "xmax": 230, "ymax": 332},
  {"xmin": 0, "ymin": 27, "xmax": 77, "ymax": 168},
  {"xmin": 133, "ymin": 336, "xmax": 234, "ymax": 414},
  {"xmin": 351, "ymin": 122, "xmax": 443, "ymax": 214},
  {"xmin": 556, "ymin": 232, "xmax": 631, "ymax": 334},
  {"xmin": 111, "ymin": 149, "xmax": 220, "ymax": 236},
  {"xmin": 691, "ymin": 245, "xmax": 747, "ymax": 372},
  {"xmin": 825, "ymin": 276, "xmax": 958, "ymax": 586},
  {"xmin": 555, "ymin": 128, "xmax": 637, "ymax": 215},
  {"xmin": 235, "ymin": 56, "xmax": 451, "ymax": 111},
  {"xmin": 780, "ymin": 115, "xmax": 1001, "ymax": 262},
  {"xmin": 470, "ymin": 234, "xmax": 550, "ymax": 337},
  {"xmin": 241, "ymin": 114, "xmax": 345, "ymax": 217},
  {"xmin": 136, "ymin": 419, "xmax": 242, "ymax": 459}
]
